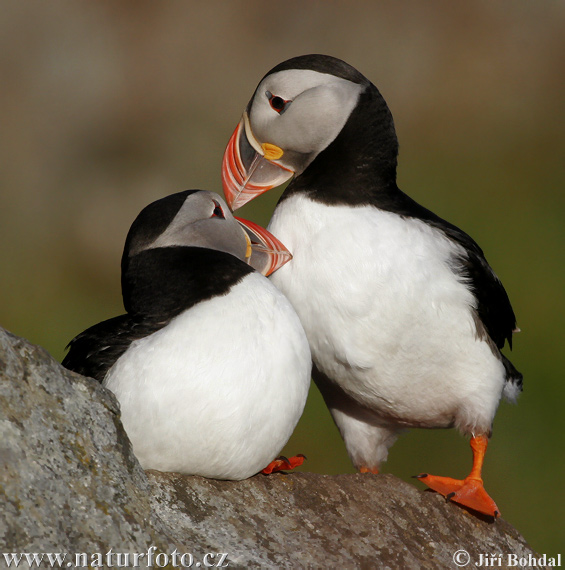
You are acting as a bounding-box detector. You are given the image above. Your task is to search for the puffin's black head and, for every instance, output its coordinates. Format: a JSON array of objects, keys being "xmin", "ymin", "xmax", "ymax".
[
  {"xmin": 121, "ymin": 190, "xmax": 290, "ymax": 279},
  {"xmin": 121, "ymin": 190, "xmax": 292, "ymax": 316},
  {"xmin": 222, "ymin": 54, "xmax": 399, "ymax": 209},
  {"xmin": 260, "ymin": 54, "xmax": 369, "ymax": 86}
]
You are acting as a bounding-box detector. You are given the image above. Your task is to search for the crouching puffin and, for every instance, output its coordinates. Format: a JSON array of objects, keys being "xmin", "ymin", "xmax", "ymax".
[
  {"xmin": 63, "ymin": 190, "xmax": 311, "ymax": 480},
  {"xmin": 221, "ymin": 54, "xmax": 522, "ymax": 516}
]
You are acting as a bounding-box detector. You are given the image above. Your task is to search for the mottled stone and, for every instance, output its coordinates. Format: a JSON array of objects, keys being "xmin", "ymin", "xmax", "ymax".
[
  {"xmin": 1, "ymin": 327, "xmax": 539, "ymax": 569},
  {"xmin": 0, "ymin": 327, "xmax": 172, "ymax": 564},
  {"xmin": 147, "ymin": 471, "xmax": 536, "ymax": 569}
]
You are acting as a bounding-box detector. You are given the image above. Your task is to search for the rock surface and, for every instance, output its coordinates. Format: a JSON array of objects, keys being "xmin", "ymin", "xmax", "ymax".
[
  {"xmin": 0, "ymin": 327, "xmax": 173, "ymax": 558},
  {"xmin": 1, "ymin": 327, "xmax": 539, "ymax": 569},
  {"xmin": 148, "ymin": 471, "xmax": 535, "ymax": 569}
]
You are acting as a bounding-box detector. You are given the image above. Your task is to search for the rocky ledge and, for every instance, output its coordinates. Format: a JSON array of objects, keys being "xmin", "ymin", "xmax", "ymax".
[{"xmin": 0, "ymin": 327, "xmax": 538, "ymax": 568}]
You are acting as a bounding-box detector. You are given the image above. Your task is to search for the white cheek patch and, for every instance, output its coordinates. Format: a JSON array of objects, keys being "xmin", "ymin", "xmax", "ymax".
[
  {"xmin": 250, "ymin": 70, "xmax": 363, "ymax": 158},
  {"xmin": 278, "ymin": 82, "xmax": 361, "ymax": 153}
]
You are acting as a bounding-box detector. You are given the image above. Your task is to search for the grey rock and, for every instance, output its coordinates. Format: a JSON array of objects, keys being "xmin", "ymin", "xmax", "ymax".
[
  {"xmin": 0, "ymin": 327, "xmax": 173, "ymax": 566},
  {"xmin": 1, "ymin": 327, "xmax": 540, "ymax": 569},
  {"xmin": 147, "ymin": 471, "xmax": 537, "ymax": 569}
]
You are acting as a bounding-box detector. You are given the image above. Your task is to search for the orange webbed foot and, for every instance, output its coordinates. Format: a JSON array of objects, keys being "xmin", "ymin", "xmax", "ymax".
[
  {"xmin": 415, "ymin": 473, "xmax": 500, "ymax": 517},
  {"xmin": 261, "ymin": 454, "xmax": 306, "ymax": 475},
  {"xmin": 415, "ymin": 434, "xmax": 500, "ymax": 518},
  {"xmin": 359, "ymin": 466, "xmax": 379, "ymax": 474}
]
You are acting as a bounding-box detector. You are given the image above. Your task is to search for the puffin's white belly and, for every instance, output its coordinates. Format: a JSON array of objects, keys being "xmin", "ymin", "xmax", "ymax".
[
  {"xmin": 104, "ymin": 272, "xmax": 311, "ymax": 480},
  {"xmin": 268, "ymin": 194, "xmax": 505, "ymax": 434}
]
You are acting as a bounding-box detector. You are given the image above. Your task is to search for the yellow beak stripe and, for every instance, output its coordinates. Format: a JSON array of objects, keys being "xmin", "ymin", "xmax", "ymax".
[
  {"xmin": 244, "ymin": 231, "xmax": 252, "ymax": 260},
  {"xmin": 261, "ymin": 142, "xmax": 284, "ymax": 161}
]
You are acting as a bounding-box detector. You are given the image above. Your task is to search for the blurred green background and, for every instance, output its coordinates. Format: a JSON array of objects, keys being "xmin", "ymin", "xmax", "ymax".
[{"xmin": 1, "ymin": 0, "xmax": 563, "ymax": 556}]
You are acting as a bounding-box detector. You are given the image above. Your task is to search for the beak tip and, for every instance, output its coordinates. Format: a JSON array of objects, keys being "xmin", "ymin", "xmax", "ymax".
[{"xmin": 235, "ymin": 216, "xmax": 292, "ymax": 276}]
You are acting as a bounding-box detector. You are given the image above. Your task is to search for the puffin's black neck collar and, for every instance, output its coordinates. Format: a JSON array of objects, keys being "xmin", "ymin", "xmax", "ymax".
[{"xmin": 122, "ymin": 247, "xmax": 254, "ymax": 318}]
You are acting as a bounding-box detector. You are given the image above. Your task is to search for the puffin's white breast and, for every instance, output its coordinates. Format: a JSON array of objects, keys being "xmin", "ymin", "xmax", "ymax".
[
  {"xmin": 104, "ymin": 272, "xmax": 311, "ymax": 480},
  {"xmin": 268, "ymin": 194, "xmax": 505, "ymax": 434}
]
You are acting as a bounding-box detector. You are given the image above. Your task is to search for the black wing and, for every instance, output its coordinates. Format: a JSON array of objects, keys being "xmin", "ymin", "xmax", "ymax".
[
  {"xmin": 444, "ymin": 228, "xmax": 517, "ymax": 350},
  {"xmin": 62, "ymin": 314, "xmax": 169, "ymax": 382},
  {"xmin": 415, "ymin": 204, "xmax": 517, "ymax": 350}
]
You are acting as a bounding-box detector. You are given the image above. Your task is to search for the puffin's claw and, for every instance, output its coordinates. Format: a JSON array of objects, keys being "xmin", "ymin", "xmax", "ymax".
[{"xmin": 261, "ymin": 454, "xmax": 306, "ymax": 475}]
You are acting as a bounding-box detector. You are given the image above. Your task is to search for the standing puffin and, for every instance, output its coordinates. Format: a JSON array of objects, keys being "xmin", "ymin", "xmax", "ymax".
[
  {"xmin": 63, "ymin": 190, "xmax": 311, "ymax": 480},
  {"xmin": 221, "ymin": 55, "xmax": 522, "ymax": 516}
]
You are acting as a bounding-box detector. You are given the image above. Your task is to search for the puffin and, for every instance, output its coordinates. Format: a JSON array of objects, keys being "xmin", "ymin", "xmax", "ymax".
[
  {"xmin": 63, "ymin": 190, "xmax": 311, "ymax": 480},
  {"xmin": 221, "ymin": 54, "xmax": 522, "ymax": 516}
]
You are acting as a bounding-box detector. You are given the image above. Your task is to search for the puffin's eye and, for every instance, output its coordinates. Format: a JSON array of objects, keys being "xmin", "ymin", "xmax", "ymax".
[
  {"xmin": 266, "ymin": 90, "xmax": 291, "ymax": 115},
  {"xmin": 211, "ymin": 200, "xmax": 225, "ymax": 219}
]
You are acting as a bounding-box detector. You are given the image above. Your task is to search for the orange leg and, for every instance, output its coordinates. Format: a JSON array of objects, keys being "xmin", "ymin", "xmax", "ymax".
[
  {"xmin": 262, "ymin": 454, "xmax": 306, "ymax": 475},
  {"xmin": 359, "ymin": 466, "xmax": 379, "ymax": 474},
  {"xmin": 416, "ymin": 435, "xmax": 500, "ymax": 517}
]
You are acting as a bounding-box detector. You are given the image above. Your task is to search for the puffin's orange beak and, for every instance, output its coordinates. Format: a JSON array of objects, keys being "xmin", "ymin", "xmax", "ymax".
[
  {"xmin": 222, "ymin": 114, "xmax": 294, "ymax": 211},
  {"xmin": 235, "ymin": 216, "xmax": 292, "ymax": 276}
]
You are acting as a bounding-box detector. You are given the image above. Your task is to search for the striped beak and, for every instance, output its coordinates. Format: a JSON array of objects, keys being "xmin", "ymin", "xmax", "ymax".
[
  {"xmin": 235, "ymin": 217, "xmax": 292, "ymax": 276},
  {"xmin": 222, "ymin": 113, "xmax": 294, "ymax": 211}
]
